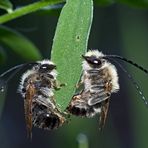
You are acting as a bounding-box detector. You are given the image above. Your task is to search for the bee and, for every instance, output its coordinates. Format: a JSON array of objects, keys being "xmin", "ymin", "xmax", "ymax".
[
  {"xmin": 67, "ymin": 50, "xmax": 148, "ymax": 130},
  {"xmin": 0, "ymin": 60, "xmax": 66, "ymax": 138},
  {"xmin": 18, "ymin": 60, "xmax": 67, "ymax": 137}
]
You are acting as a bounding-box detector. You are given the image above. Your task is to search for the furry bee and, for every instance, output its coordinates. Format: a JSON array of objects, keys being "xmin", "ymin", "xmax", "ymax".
[
  {"xmin": 67, "ymin": 50, "xmax": 148, "ymax": 129},
  {"xmin": 18, "ymin": 60, "xmax": 67, "ymax": 137},
  {"xmin": 0, "ymin": 60, "xmax": 66, "ymax": 138}
]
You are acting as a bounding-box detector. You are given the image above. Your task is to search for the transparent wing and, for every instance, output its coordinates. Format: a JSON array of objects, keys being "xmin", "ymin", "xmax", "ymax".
[
  {"xmin": 24, "ymin": 83, "xmax": 36, "ymax": 139},
  {"xmin": 99, "ymin": 98, "xmax": 110, "ymax": 130}
]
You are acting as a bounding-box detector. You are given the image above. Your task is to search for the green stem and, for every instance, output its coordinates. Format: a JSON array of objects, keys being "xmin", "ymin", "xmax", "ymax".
[
  {"xmin": 77, "ymin": 134, "xmax": 89, "ymax": 148},
  {"xmin": 0, "ymin": 0, "xmax": 65, "ymax": 24}
]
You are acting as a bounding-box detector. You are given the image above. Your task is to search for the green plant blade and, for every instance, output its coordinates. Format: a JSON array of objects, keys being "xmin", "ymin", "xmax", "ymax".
[
  {"xmin": 0, "ymin": 0, "xmax": 13, "ymax": 13},
  {"xmin": 51, "ymin": 0, "xmax": 93, "ymax": 111},
  {"xmin": 0, "ymin": 26, "xmax": 42, "ymax": 60}
]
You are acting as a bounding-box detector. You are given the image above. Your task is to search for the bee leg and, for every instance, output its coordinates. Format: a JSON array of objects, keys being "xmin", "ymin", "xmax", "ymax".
[
  {"xmin": 75, "ymin": 71, "xmax": 85, "ymax": 89},
  {"xmin": 60, "ymin": 83, "xmax": 67, "ymax": 87},
  {"xmin": 53, "ymin": 80, "xmax": 66, "ymax": 90},
  {"xmin": 75, "ymin": 81, "xmax": 83, "ymax": 88}
]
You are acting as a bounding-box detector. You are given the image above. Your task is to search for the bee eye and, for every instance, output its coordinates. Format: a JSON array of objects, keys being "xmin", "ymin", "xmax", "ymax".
[
  {"xmin": 39, "ymin": 64, "xmax": 56, "ymax": 72},
  {"xmin": 82, "ymin": 55, "xmax": 103, "ymax": 66},
  {"xmin": 93, "ymin": 59, "xmax": 101, "ymax": 65}
]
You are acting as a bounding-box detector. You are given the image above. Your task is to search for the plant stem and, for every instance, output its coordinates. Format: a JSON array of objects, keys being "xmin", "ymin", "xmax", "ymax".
[
  {"xmin": 0, "ymin": 0, "xmax": 65, "ymax": 24},
  {"xmin": 77, "ymin": 134, "xmax": 89, "ymax": 148}
]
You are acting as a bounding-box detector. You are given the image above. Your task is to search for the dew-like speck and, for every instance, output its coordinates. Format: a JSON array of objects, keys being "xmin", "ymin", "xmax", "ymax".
[{"xmin": 0, "ymin": 87, "xmax": 4, "ymax": 92}]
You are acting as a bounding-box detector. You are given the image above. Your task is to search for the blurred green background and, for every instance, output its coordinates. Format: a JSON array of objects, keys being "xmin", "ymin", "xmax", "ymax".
[{"xmin": 0, "ymin": 0, "xmax": 148, "ymax": 148}]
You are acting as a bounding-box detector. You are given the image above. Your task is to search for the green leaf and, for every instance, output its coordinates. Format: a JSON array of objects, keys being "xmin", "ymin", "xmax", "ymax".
[
  {"xmin": 118, "ymin": 0, "xmax": 148, "ymax": 8},
  {"xmin": 51, "ymin": 0, "xmax": 93, "ymax": 111},
  {"xmin": 0, "ymin": 26, "xmax": 42, "ymax": 61},
  {"xmin": 0, "ymin": 0, "xmax": 64, "ymax": 24},
  {"xmin": 0, "ymin": 0, "xmax": 13, "ymax": 13},
  {"xmin": 94, "ymin": 0, "xmax": 114, "ymax": 6},
  {"xmin": 0, "ymin": 47, "xmax": 6, "ymax": 64}
]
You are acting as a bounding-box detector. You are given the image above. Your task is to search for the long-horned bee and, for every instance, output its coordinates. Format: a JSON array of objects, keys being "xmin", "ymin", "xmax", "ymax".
[
  {"xmin": 67, "ymin": 50, "xmax": 148, "ymax": 129},
  {"xmin": 0, "ymin": 60, "xmax": 66, "ymax": 138}
]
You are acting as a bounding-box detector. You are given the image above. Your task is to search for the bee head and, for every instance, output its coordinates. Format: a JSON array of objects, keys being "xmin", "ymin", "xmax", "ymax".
[
  {"xmin": 35, "ymin": 60, "xmax": 56, "ymax": 73},
  {"xmin": 39, "ymin": 64, "xmax": 56, "ymax": 73},
  {"xmin": 82, "ymin": 54, "xmax": 105, "ymax": 68}
]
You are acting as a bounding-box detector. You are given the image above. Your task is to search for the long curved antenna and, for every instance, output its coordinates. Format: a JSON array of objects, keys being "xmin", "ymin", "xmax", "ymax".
[
  {"xmin": 110, "ymin": 58, "xmax": 148, "ymax": 107},
  {"xmin": 103, "ymin": 55, "xmax": 148, "ymax": 74},
  {"xmin": 0, "ymin": 63, "xmax": 37, "ymax": 78},
  {"xmin": 0, "ymin": 62, "xmax": 37, "ymax": 91}
]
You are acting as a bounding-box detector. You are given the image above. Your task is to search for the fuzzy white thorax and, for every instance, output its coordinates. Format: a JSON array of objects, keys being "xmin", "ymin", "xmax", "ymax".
[{"xmin": 85, "ymin": 50, "xmax": 104, "ymax": 58}]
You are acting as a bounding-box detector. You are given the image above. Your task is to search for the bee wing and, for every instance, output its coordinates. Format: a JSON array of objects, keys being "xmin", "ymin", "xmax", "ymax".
[
  {"xmin": 99, "ymin": 98, "xmax": 110, "ymax": 130},
  {"xmin": 24, "ymin": 83, "xmax": 36, "ymax": 139},
  {"xmin": 98, "ymin": 81, "xmax": 112, "ymax": 130}
]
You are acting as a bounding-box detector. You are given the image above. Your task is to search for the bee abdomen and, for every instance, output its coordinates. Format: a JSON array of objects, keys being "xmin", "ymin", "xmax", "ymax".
[
  {"xmin": 67, "ymin": 103, "xmax": 101, "ymax": 118},
  {"xmin": 67, "ymin": 105, "xmax": 87, "ymax": 116},
  {"xmin": 33, "ymin": 111, "xmax": 60, "ymax": 130},
  {"xmin": 32, "ymin": 102, "xmax": 63, "ymax": 130}
]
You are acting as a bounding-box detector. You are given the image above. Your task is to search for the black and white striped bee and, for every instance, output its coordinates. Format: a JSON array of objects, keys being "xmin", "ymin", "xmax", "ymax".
[
  {"xmin": 67, "ymin": 50, "xmax": 148, "ymax": 130},
  {"xmin": 0, "ymin": 60, "xmax": 66, "ymax": 138}
]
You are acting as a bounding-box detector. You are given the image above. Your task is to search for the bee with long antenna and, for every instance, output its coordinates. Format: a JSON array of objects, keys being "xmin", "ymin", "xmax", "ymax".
[
  {"xmin": 0, "ymin": 60, "xmax": 67, "ymax": 138},
  {"xmin": 67, "ymin": 50, "xmax": 148, "ymax": 130}
]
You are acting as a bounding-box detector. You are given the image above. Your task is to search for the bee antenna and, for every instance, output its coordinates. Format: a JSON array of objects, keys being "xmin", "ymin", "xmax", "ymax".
[
  {"xmin": 0, "ymin": 64, "xmax": 25, "ymax": 78},
  {"xmin": 104, "ymin": 55, "xmax": 148, "ymax": 74},
  {"xmin": 0, "ymin": 62, "xmax": 37, "ymax": 91},
  {"xmin": 111, "ymin": 59, "xmax": 148, "ymax": 107},
  {"xmin": 0, "ymin": 63, "xmax": 36, "ymax": 78}
]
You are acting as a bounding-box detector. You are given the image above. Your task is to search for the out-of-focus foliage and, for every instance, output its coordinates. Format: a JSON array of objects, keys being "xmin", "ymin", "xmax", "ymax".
[
  {"xmin": 51, "ymin": 0, "xmax": 93, "ymax": 111},
  {"xmin": 95, "ymin": 0, "xmax": 148, "ymax": 7},
  {"xmin": 118, "ymin": 0, "xmax": 148, "ymax": 8},
  {"xmin": 0, "ymin": 0, "xmax": 64, "ymax": 24},
  {"xmin": 0, "ymin": 0, "xmax": 13, "ymax": 13},
  {"xmin": 0, "ymin": 47, "xmax": 6, "ymax": 64},
  {"xmin": 118, "ymin": 8, "xmax": 148, "ymax": 148},
  {"xmin": 37, "ymin": 3, "xmax": 64, "ymax": 15},
  {"xmin": 0, "ymin": 0, "xmax": 148, "ymax": 25},
  {"xmin": 0, "ymin": 26, "xmax": 42, "ymax": 61},
  {"xmin": 94, "ymin": 0, "xmax": 114, "ymax": 6}
]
